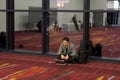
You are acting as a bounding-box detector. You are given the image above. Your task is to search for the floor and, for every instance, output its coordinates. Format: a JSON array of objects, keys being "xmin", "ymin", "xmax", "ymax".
[{"xmin": 0, "ymin": 51, "xmax": 120, "ymax": 80}]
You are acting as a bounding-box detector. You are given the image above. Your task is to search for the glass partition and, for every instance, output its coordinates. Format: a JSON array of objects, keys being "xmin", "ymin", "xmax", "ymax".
[
  {"xmin": 0, "ymin": 0, "xmax": 119, "ymax": 61},
  {"xmin": 48, "ymin": 10, "xmax": 120, "ymax": 60},
  {"xmin": 15, "ymin": 12, "xmax": 42, "ymax": 52},
  {"xmin": 49, "ymin": 12, "xmax": 83, "ymax": 54},
  {"xmin": 90, "ymin": 12, "xmax": 120, "ymax": 60},
  {"xmin": 49, "ymin": 0, "xmax": 120, "ymax": 59},
  {"xmin": 14, "ymin": 0, "xmax": 42, "ymax": 52}
]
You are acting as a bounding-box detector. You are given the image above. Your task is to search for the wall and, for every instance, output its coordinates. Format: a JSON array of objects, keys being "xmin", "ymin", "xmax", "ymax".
[{"xmin": 90, "ymin": 0, "xmax": 107, "ymax": 10}]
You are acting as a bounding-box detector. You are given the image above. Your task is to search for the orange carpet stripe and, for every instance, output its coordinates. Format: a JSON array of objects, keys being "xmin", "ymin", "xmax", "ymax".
[
  {"xmin": 0, "ymin": 63, "xmax": 10, "ymax": 68},
  {"xmin": 6, "ymin": 66, "xmax": 47, "ymax": 79},
  {"xmin": 96, "ymin": 76, "xmax": 104, "ymax": 80}
]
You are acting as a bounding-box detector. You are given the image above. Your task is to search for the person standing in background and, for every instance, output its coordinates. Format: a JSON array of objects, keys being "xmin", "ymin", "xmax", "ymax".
[{"xmin": 72, "ymin": 14, "xmax": 80, "ymax": 32}]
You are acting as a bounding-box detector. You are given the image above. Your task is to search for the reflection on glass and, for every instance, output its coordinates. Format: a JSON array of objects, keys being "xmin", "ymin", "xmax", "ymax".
[
  {"xmin": 57, "ymin": 0, "xmax": 70, "ymax": 7},
  {"xmin": 15, "ymin": 12, "xmax": 42, "ymax": 52},
  {"xmin": 49, "ymin": 12, "xmax": 83, "ymax": 54},
  {"xmin": 48, "ymin": 11, "xmax": 120, "ymax": 60},
  {"xmin": 0, "ymin": 31, "xmax": 6, "ymax": 49},
  {"xmin": 15, "ymin": 0, "xmax": 42, "ymax": 9},
  {"xmin": 107, "ymin": 0, "xmax": 119, "ymax": 9},
  {"xmin": 50, "ymin": 0, "xmax": 83, "ymax": 10},
  {"xmin": 0, "ymin": 0, "xmax": 6, "ymax": 9},
  {"xmin": 0, "ymin": 12, "xmax": 6, "ymax": 49}
]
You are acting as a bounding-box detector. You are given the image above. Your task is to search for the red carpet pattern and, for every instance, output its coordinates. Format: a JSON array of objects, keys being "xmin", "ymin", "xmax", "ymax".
[
  {"xmin": 0, "ymin": 52, "xmax": 120, "ymax": 80},
  {"xmin": 15, "ymin": 27, "xmax": 120, "ymax": 58}
]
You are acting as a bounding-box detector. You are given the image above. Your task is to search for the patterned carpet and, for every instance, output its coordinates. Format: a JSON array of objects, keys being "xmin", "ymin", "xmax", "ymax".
[
  {"xmin": 15, "ymin": 27, "xmax": 120, "ymax": 58},
  {"xmin": 0, "ymin": 52, "xmax": 120, "ymax": 80}
]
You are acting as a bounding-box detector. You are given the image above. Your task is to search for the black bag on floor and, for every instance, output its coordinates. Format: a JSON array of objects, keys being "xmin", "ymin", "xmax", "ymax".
[
  {"xmin": 77, "ymin": 48, "xmax": 88, "ymax": 64},
  {"xmin": 94, "ymin": 43, "xmax": 102, "ymax": 57}
]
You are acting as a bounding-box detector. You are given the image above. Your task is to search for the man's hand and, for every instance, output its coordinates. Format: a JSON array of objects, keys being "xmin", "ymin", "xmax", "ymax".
[
  {"xmin": 61, "ymin": 54, "xmax": 65, "ymax": 59},
  {"xmin": 64, "ymin": 54, "xmax": 69, "ymax": 60}
]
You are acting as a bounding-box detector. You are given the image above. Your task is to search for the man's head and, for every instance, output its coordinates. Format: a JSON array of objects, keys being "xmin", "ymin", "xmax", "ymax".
[{"xmin": 62, "ymin": 37, "xmax": 69, "ymax": 47}]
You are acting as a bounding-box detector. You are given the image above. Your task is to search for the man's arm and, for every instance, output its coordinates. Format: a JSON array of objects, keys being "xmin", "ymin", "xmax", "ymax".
[
  {"xmin": 70, "ymin": 43, "xmax": 77, "ymax": 56},
  {"xmin": 58, "ymin": 44, "xmax": 63, "ymax": 55}
]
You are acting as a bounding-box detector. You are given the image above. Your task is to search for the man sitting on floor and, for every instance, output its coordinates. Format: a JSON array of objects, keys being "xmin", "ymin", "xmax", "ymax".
[{"xmin": 56, "ymin": 37, "xmax": 77, "ymax": 64}]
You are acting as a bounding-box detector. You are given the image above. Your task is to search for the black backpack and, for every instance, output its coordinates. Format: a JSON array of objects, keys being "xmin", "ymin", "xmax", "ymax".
[{"xmin": 77, "ymin": 48, "xmax": 89, "ymax": 64}]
